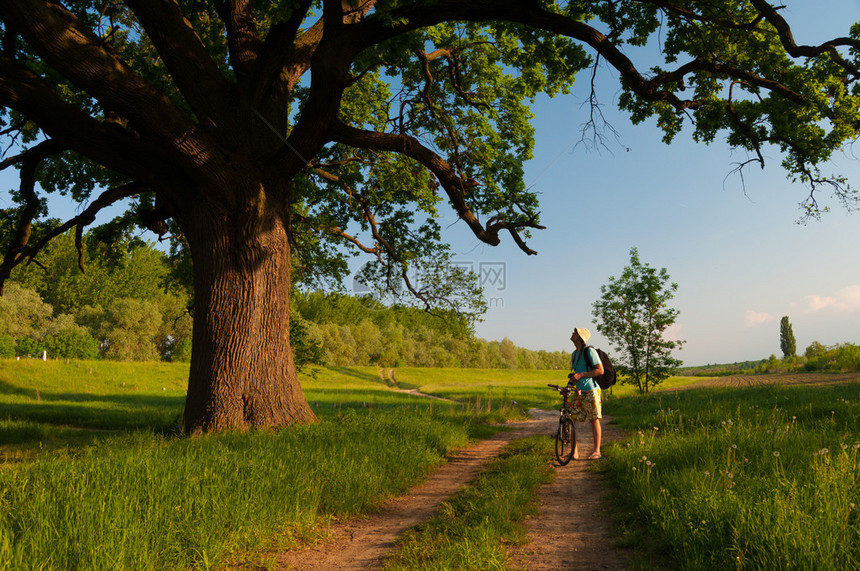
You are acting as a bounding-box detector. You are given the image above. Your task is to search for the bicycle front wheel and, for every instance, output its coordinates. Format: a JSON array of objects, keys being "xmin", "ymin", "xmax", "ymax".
[{"xmin": 555, "ymin": 416, "xmax": 576, "ymax": 465}]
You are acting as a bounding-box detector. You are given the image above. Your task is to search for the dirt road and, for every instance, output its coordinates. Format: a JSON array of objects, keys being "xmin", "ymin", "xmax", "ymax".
[{"xmin": 274, "ymin": 410, "xmax": 630, "ymax": 570}]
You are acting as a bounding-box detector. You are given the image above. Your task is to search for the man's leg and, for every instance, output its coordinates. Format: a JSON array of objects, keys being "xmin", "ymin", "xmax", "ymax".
[{"xmin": 589, "ymin": 419, "xmax": 602, "ymax": 459}]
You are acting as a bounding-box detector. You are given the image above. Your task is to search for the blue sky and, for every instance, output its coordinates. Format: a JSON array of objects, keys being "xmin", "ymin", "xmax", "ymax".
[
  {"xmin": 427, "ymin": 2, "xmax": 860, "ymax": 366},
  {"xmin": 2, "ymin": 2, "xmax": 858, "ymax": 367}
]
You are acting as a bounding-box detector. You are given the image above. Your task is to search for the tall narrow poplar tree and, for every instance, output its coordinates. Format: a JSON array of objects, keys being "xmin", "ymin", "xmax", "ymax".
[{"xmin": 780, "ymin": 316, "xmax": 797, "ymax": 358}]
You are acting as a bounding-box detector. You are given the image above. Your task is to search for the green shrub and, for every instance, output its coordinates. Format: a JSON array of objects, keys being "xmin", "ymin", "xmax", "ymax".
[
  {"xmin": 14, "ymin": 336, "xmax": 41, "ymax": 357},
  {"xmin": 0, "ymin": 334, "xmax": 15, "ymax": 358},
  {"xmin": 166, "ymin": 338, "xmax": 192, "ymax": 362},
  {"xmin": 42, "ymin": 327, "xmax": 100, "ymax": 360},
  {"xmin": 836, "ymin": 344, "xmax": 860, "ymax": 372}
]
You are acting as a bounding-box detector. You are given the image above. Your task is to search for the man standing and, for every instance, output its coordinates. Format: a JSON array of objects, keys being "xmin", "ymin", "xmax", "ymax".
[{"xmin": 568, "ymin": 327, "xmax": 604, "ymax": 460}]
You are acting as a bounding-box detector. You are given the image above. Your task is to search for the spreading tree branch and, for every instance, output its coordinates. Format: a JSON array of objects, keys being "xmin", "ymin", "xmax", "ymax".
[
  {"xmin": 0, "ymin": 53, "xmax": 172, "ymax": 181},
  {"xmin": 214, "ymin": 0, "xmax": 263, "ymax": 80},
  {"xmin": 0, "ymin": 0, "xmax": 198, "ymax": 145},
  {"xmin": 749, "ymin": 0, "xmax": 860, "ymax": 78},
  {"xmin": 332, "ymin": 120, "xmax": 545, "ymax": 255},
  {"xmin": 0, "ymin": 181, "xmax": 148, "ymax": 292},
  {"xmin": 124, "ymin": 0, "xmax": 233, "ymax": 124},
  {"xmin": 0, "ymin": 139, "xmax": 66, "ymax": 293}
]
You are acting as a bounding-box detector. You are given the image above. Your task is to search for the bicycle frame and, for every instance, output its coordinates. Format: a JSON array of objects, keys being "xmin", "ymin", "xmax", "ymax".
[
  {"xmin": 548, "ymin": 384, "xmax": 577, "ymax": 465},
  {"xmin": 547, "ymin": 383, "xmax": 574, "ymax": 415}
]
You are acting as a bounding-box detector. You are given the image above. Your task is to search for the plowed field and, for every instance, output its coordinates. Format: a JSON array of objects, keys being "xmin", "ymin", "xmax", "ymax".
[{"xmin": 671, "ymin": 372, "xmax": 860, "ymax": 390}]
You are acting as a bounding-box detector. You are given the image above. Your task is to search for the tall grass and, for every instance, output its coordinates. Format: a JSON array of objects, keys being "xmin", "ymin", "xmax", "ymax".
[
  {"xmin": 0, "ymin": 360, "xmax": 537, "ymax": 570},
  {"xmin": 603, "ymin": 383, "xmax": 860, "ymax": 570},
  {"xmin": 0, "ymin": 409, "xmax": 481, "ymax": 570}
]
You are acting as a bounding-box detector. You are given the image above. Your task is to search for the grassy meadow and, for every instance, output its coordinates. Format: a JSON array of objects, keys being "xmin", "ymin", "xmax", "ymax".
[
  {"xmin": 2, "ymin": 359, "xmax": 860, "ymax": 570},
  {"xmin": 603, "ymin": 380, "xmax": 860, "ymax": 570},
  {"xmin": 0, "ymin": 359, "xmax": 564, "ymax": 570}
]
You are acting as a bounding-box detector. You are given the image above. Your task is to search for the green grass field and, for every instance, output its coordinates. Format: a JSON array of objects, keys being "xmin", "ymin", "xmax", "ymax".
[
  {"xmin": 603, "ymin": 381, "xmax": 860, "ymax": 570},
  {"xmin": 0, "ymin": 359, "xmax": 568, "ymax": 570},
  {"xmin": 2, "ymin": 359, "xmax": 859, "ymax": 570}
]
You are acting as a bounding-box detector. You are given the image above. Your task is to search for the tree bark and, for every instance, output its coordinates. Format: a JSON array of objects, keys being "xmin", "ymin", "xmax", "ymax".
[{"xmin": 181, "ymin": 184, "xmax": 316, "ymax": 434}]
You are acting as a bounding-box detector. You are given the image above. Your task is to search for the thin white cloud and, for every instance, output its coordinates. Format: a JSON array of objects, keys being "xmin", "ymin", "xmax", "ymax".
[
  {"xmin": 744, "ymin": 310, "xmax": 775, "ymax": 327},
  {"xmin": 664, "ymin": 323, "xmax": 684, "ymax": 342},
  {"xmin": 805, "ymin": 285, "xmax": 860, "ymax": 313}
]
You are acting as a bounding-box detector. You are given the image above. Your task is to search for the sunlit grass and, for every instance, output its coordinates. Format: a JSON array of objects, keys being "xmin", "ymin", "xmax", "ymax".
[
  {"xmin": 0, "ymin": 359, "xmax": 186, "ymax": 433},
  {"xmin": 603, "ymin": 382, "xmax": 860, "ymax": 570},
  {"xmin": 0, "ymin": 361, "xmax": 535, "ymax": 570},
  {"xmin": 0, "ymin": 358, "xmax": 721, "ymax": 570},
  {"xmin": 0, "ymin": 408, "xmax": 491, "ymax": 571},
  {"xmin": 384, "ymin": 436, "xmax": 556, "ymax": 570}
]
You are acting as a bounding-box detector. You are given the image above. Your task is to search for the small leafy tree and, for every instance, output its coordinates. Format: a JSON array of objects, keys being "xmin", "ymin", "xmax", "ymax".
[
  {"xmin": 593, "ymin": 248, "xmax": 684, "ymax": 394},
  {"xmin": 42, "ymin": 326, "xmax": 99, "ymax": 359},
  {"xmin": 83, "ymin": 298, "xmax": 163, "ymax": 361},
  {"xmin": 779, "ymin": 316, "xmax": 797, "ymax": 358}
]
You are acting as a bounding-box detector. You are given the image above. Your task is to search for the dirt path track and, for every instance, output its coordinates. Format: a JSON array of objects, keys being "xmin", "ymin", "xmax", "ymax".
[
  {"xmin": 274, "ymin": 411, "xmax": 630, "ymax": 570},
  {"xmin": 511, "ymin": 412, "xmax": 630, "ymax": 571}
]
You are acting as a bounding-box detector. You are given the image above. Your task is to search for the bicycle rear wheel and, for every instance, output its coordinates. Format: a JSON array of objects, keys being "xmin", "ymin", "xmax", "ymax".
[{"xmin": 555, "ymin": 416, "xmax": 576, "ymax": 465}]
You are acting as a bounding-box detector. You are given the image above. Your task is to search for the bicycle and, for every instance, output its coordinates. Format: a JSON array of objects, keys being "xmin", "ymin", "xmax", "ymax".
[{"xmin": 547, "ymin": 383, "xmax": 577, "ymax": 465}]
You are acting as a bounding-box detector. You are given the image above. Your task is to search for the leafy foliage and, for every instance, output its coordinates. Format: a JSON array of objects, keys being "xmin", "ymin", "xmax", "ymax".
[
  {"xmin": 293, "ymin": 291, "xmax": 569, "ymax": 368},
  {"xmin": 1, "ymin": 231, "xmax": 190, "ymax": 361},
  {"xmin": 2, "ymin": 0, "xmax": 859, "ymax": 430},
  {"xmin": 592, "ymin": 247, "xmax": 684, "ymax": 393},
  {"xmin": 780, "ymin": 315, "xmax": 797, "ymax": 358}
]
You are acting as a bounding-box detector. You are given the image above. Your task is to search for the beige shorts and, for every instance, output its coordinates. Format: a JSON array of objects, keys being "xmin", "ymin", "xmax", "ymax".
[{"xmin": 571, "ymin": 388, "xmax": 602, "ymax": 422}]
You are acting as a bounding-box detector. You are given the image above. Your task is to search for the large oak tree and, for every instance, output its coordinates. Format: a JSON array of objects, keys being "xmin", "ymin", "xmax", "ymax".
[{"xmin": 1, "ymin": 1, "xmax": 858, "ymax": 433}]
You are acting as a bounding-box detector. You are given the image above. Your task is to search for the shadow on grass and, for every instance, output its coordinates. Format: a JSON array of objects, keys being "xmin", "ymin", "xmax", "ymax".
[
  {"xmin": 324, "ymin": 366, "xmax": 388, "ymax": 385},
  {"xmin": 1, "ymin": 377, "xmax": 185, "ymax": 439},
  {"xmin": 1, "ymin": 400, "xmax": 184, "ymax": 432},
  {"xmin": 0, "ymin": 378, "xmax": 188, "ymax": 407}
]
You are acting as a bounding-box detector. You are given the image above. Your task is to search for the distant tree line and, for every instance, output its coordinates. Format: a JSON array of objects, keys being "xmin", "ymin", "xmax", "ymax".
[
  {"xmin": 0, "ymin": 232, "xmax": 192, "ymax": 361},
  {"xmin": 681, "ymin": 341, "xmax": 860, "ymax": 377},
  {"xmin": 0, "ymin": 231, "xmax": 568, "ymax": 369},
  {"xmin": 292, "ymin": 291, "xmax": 569, "ymax": 369},
  {"xmin": 756, "ymin": 342, "xmax": 860, "ymax": 374}
]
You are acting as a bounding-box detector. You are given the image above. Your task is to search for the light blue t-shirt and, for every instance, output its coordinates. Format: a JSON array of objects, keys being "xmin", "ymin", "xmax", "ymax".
[{"xmin": 570, "ymin": 347, "xmax": 600, "ymax": 391}]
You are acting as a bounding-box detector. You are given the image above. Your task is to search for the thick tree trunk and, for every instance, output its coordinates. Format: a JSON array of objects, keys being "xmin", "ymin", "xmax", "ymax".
[{"xmin": 181, "ymin": 191, "xmax": 316, "ymax": 434}]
